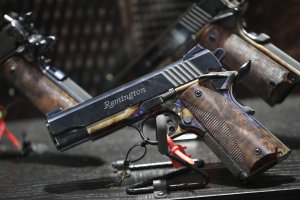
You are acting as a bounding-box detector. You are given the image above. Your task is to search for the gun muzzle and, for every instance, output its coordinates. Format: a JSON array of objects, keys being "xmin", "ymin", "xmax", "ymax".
[
  {"xmin": 48, "ymin": 126, "xmax": 90, "ymax": 151},
  {"xmin": 46, "ymin": 109, "xmax": 90, "ymax": 151}
]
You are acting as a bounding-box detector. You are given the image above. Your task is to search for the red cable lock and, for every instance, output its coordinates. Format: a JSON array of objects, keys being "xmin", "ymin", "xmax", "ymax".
[
  {"xmin": 0, "ymin": 105, "xmax": 21, "ymax": 149},
  {"xmin": 166, "ymin": 135, "xmax": 194, "ymax": 168}
]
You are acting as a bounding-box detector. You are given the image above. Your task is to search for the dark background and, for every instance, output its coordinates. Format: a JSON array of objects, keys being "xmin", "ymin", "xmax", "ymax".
[
  {"xmin": 0, "ymin": 0, "xmax": 300, "ymax": 119},
  {"xmin": 0, "ymin": 1, "xmax": 300, "ymax": 199}
]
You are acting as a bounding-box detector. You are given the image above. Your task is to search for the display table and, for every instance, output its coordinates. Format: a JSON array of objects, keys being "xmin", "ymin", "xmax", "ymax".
[{"xmin": 0, "ymin": 95, "xmax": 300, "ymax": 199}]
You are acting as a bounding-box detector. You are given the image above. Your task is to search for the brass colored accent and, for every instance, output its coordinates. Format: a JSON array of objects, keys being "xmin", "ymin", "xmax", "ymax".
[
  {"xmin": 198, "ymin": 24, "xmax": 297, "ymax": 105},
  {"xmin": 175, "ymin": 79, "xmax": 198, "ymax": 93},
  {"xmin": 181, "ymin": 108, "xmax": 194, "ymax": 118},
  {"xmin": 236, "ymin": 24, "xmax": 300, "ymax": 77},
  {"xmin": 199, "ymin": 23, "xmax": 300, "ymax": 76},
  {"xmin": 87, "ymin": 105, "xmax": 139, "ymax": 135}
]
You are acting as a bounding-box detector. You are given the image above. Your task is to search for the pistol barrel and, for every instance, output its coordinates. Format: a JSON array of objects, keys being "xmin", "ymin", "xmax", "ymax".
[{"xmin": 46, "ymin": 46, "xmax": 222, "ymax": 151}]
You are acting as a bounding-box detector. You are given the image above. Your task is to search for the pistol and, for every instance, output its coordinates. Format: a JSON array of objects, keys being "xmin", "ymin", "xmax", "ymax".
[
  {"xmin": 0, "ymin": 13, "xmax": 91, "ymax": 114},
  {"xmin": 46, "ymin": 45, "xmax": 290, "ymax": 181},
  {"xmin": 113, "ymin": 0, "xmax": 300, "ymax": 106}
]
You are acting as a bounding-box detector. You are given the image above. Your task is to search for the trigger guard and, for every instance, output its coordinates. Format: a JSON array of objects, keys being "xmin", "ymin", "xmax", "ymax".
[{"xmin": 131, "ymin": 119, "xmax": 158, "ymax": 145}]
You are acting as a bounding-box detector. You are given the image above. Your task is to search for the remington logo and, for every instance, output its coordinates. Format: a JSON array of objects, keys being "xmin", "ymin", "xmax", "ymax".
[{"xmin": 104, "ymin": 88, "xmax": 147, "ymax": 109}]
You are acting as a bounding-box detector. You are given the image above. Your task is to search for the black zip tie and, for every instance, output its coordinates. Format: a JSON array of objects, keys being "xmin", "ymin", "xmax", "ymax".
[
  {"xmin": 167, "ymin": 153, "xmax": 209, "ymax": 186},
  {"xmin": 118, "ymin": 141, "xmax": 148, "ymax": 186}
]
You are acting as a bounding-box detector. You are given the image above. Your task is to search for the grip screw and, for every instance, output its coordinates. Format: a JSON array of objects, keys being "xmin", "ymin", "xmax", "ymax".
[
  {"xmin": 195, "ymin": 90, "xmax": 202, "ymax": 97},
  {"xmin": 254, "ymin": 148, "xmax": 262, "ymax": 155},
  {"xmin": 183, "ymin": 116, "xmax": 192, "ymax": 124}
]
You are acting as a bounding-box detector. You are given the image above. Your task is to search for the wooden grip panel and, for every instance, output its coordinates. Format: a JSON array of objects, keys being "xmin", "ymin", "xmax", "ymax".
[
  {"xmin": 180, "ymin": 83, "xmax": 290, "ymax": 179},
  {"xmin": 1, "ymin": 57, "xmax": 78, "ymax": 114},
  {"xmin": 198, "ymin": 25, "xmax": 295, "ymax": 106}
]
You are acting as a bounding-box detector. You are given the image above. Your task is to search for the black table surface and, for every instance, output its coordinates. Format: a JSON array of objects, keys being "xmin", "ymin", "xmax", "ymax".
[{"xmin": 1, "ymin": 95, "xmax": 300, "ymax": 199}]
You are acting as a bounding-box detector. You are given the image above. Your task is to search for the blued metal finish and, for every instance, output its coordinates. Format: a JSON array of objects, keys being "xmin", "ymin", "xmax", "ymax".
[
  {"xmin": 46, "ymin": 47, "xmax": 222, "ymax": 150},
  {"xmin": 111, "ymin": 0, "xmax": 228, "ymax": 87}
]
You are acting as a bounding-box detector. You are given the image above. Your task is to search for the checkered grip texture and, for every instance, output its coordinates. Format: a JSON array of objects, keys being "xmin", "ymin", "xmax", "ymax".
[{"xmin": 180, "ymin": 83, "xmax": 290, "ymax": 175}]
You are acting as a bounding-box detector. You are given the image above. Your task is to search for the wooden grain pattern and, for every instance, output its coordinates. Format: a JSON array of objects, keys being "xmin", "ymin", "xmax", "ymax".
[
  {"xmin": 87, "ymin": 105, "xmax": 139, "ymax": 135},
  {"xmin": 180, "ymin": 83, "xmax": 290, "ymax": 179},
  {"xmin": 198, "ymin": 25, "xmax": 296, "ymax": 106},
  {"xmin": 1, "ymin": 104, "xmax": 300, "ymax": 200},
  {"xmin": 1, "ymin": 57, "xmax": 78, "ymax": 114}
]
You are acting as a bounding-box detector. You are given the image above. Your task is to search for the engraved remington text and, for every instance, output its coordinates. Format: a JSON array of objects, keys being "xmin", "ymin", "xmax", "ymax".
[{"xmin": 104, "ymin": 88, "xmax": 147, "ymax": 109}]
